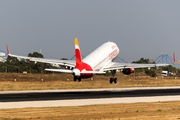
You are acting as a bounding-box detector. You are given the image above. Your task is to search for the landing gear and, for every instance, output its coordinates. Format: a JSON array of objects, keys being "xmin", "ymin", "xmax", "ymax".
[
  {"xmin": 110, "ymin": 70, "xmax": 117, "ymax": 84},
  {"xmin": 74, "ymin": 77, "xmax": 77, "ymax": 82},
  {"xmin": 110, "ymin": 78, "xmax": 113, "ymax": 84},
  {"xmin": 74, "ymin": 77, "xmax": 81, "ymax": 82},
  {"xmin": 114, "ymin": 78, "xmax": 117, "ymax": 84},
  {"xmin": 110, "ymin": 78, "xmax": 117, "ymax": 84},
  {"xmin": 78, "ymin": 78, "xmax": 81, "ymax": 82}
]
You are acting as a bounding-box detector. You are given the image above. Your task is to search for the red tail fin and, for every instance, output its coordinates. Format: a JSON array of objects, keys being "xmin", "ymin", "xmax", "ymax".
[
  {"xmin": 6, "ymin": 45, "xmax": 10, "ymax": 54},
  {"xmin": 173, "ymin": 53, "xmax": 175, "ymax": 63},
  {"xmin": 75, "ymin": 38, "xmax": 82, "ymax": 68}
]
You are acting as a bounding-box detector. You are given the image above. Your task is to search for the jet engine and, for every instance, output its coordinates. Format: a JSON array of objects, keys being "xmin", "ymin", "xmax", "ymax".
[{"xmin": 122, "ymin": 68, "xmax": 134, "ymax": 75}]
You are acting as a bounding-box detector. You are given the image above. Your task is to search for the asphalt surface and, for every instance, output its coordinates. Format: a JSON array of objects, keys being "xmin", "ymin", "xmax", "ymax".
[{"xmin": 1, "ymin": 87, "xmax": 180, "ymax": 102}]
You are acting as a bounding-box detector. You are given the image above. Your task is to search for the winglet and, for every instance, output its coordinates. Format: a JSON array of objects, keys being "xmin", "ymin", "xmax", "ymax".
[
  {"xmin": 75, "ymin": 38, "xmax": 82, "ymax": 68},
  {"xmin": 6, "ymin": 45, "xmax": 10, "ymax": 55}
]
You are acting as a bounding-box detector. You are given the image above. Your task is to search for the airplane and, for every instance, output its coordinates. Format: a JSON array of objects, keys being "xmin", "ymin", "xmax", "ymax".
[{"xmin": 6, "ymin": 38, "xmax": 169, "ymax": 84}]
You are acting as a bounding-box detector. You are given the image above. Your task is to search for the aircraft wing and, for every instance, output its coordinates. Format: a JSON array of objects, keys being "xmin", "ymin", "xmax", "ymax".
[
  {"xmin": 103, "ymin": 62, "xmax": 169, "ymax": 71},
  {"xmin": 8, "ymin": 53, "xmax": 76, "ymax": 67}
]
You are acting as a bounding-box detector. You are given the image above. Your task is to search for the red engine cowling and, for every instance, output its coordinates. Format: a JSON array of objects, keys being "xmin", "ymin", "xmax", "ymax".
[{"xmin": 122, "ymin": 68, "xmax": 134, "ymax": 75}]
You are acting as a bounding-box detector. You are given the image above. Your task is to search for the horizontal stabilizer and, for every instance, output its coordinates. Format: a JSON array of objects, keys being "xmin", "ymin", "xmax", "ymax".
[
  {"xmin": 45, "ymin": 69, "xmax": 73, "ymax": 73},
  {"xmin": 45, "ymin": 68, "xmax": 105, "ymax": 74},
  {"xmin": 80, "ymin": 71, "xmax": 105, "ymax": 74}
]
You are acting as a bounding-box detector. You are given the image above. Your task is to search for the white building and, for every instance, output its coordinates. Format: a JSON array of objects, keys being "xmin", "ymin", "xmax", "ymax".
[{"xmin": 0, "ymin": 50, "xmax": 8, "ymax": 62}]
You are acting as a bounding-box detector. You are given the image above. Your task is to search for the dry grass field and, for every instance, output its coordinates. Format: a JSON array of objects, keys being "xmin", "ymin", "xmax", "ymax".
[
  {"xmin": 0, "ymin": 101, "xmax": 180, "ymax": 120},
  {"xmin": 0, "ymin": 73, "xmax": 180, "ymax": 91}
]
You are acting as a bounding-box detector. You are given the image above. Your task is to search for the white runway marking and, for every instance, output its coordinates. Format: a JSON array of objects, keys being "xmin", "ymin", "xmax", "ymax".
[{"xmin": 1, "ymin": 95, "xmax": 180, "ymax": 109}]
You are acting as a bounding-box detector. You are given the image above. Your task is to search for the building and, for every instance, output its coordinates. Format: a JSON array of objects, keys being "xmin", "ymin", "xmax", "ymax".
[{"xmin": 0, "ymin": 50, "xmax": 8, "ymax": 62}]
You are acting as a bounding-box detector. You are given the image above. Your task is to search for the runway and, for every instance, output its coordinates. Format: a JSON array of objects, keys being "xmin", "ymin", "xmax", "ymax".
[{"xmin": 1, "ymin": 86, "xmax": 180, "ymax": 109}]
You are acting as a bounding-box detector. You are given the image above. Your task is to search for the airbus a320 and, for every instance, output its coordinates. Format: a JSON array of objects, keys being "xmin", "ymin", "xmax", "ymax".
[{"xmin": 6, "ymin": 38, "xmax": 168, "ymax": 84}]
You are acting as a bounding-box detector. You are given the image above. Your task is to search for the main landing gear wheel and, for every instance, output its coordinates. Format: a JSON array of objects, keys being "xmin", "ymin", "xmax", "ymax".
[
  {"xmin": 74, "ymin": 77, "xmax": 81, "ymax": 82},
  {"xmin": 78, "ymin": 78, "xmax": 81, "ymax": 82},
  {"xmin": 110, "ymin": 78, "xmax": 113, "ymax": 84},
  {"xmin": 109, "ymin": 78, "xmax": 117, "ymax": 84},
  {"xmin": 114, "ymin": 78, "xmax": 117, "ymax": 84},
  {"xmin": 74, "ymin": 77, "xmax": 77, "ymax": 82},
  {"xmin": 110, "ymin": 70, "xmax": 118, "ymax": 84}
]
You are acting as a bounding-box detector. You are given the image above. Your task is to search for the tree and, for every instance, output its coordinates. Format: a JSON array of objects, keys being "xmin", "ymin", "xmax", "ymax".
[
  {"xmin": 161, "ymin": 65, "xmax": 178, "ymax": 73},
  {"xmin": 0, "ymin": 52, "xmax": 56, "ymax": 73},
  {"xmin": 28, "ymin": 52, "xmax": 44, "ymax": 58},
  {"xmin": 61, "ymin": 58, "xmax": 68, "ymax": 60},
  {"xmin": 132, "ymin": 57, "xmax": 156, "ymax": 73},
  {"xmin": 132, "ymin": 58, "xmax": 155, "ymax": 64},
  {"xmin": 27, "ymin": 52, "xmax": 47, "ymax": 73},
  {"xmin": 145, "ymin": 70, "xmax": 157, "ymax": 77}
]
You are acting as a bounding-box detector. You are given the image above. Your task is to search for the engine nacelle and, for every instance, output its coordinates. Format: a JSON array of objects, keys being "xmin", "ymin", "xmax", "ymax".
[{"xmin": 122, "ymin": 68, "xmax": 134, "ymax": 75}]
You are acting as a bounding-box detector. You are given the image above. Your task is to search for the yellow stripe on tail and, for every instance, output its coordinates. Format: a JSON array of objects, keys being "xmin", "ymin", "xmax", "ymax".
[
  {"xmin": 75, "ymin": 38, "xmax": 79, "ymax": 46},
  {"xmin": 74, "ymin": 38, "xmax": 82, "ymax": 68}
]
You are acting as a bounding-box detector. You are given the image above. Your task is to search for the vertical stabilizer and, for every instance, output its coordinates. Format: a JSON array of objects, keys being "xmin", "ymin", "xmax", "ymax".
[
  {"xmin": 173, "ymin": 53, "xmax": 175, "ymax": 63},
  {"xmin": 75, "ymin": 38, "xmax": 82, "ymax": 68},
  {"xmin": 6, "ymin": 45, "xmax": 10, "ymax": 54}
]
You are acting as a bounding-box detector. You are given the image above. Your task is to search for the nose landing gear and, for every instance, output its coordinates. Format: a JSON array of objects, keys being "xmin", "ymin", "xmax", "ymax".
[{"xmin": 74, "ymin": 77, "xmax": 81, "ymax": 82}]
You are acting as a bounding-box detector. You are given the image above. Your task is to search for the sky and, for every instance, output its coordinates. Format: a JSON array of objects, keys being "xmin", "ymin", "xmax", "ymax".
[{"xmin": 1, "ymin": 0, "xmax": 180, "ymax": 63}]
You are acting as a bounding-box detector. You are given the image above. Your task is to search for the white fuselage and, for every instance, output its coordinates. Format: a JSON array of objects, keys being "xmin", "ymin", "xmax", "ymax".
[{"xmin": 83, "ymin": 41, "xmax": 120, "ymax": 72}]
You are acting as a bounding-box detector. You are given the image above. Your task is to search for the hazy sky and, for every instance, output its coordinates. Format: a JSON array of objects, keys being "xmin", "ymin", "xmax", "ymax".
[{"xmin": 1, "ymin": 0, "xmax": 180, "ymax": 62}]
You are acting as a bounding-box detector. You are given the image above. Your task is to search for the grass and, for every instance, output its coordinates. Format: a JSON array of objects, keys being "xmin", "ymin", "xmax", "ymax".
[
  {"xmin": 0, "ymin": 73, "xmax": 180, "ymax": 91},
  {"xmin": 0, "ymin": 101, "xmax": 180, "ymax": 120}
]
